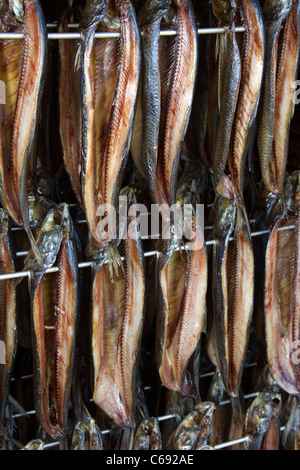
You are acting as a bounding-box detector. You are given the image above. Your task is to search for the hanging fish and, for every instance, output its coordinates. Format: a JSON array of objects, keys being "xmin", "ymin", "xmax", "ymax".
[
  {"xmin": 132, "ymin": 417, "xmax": 162, "ymax": 450},
  {"xmin": 264, "ymin": 171, "xmax": 300, "ymax": 396},
  {"xmin": 182, "ymin": 0, "xmax": 211, "ymax": 165},
  {"xmin": 155, "ymin": 167, "xmax": 207, "ymax": 397},
  {"xmin": 137, "ymin": 0, "xmax": 197, "ymax": 219},
  {"xmin": 241, "ymin": 391, "xmax": 281, "ymax": 450},
  {"xmin": 0, "ymin": 209, "xmax": 17, "ymax": 422},
  {"xmin": 166, "ymin": 401, "xmax": 216, "ymax": 450},
  {"xmin": 266, "ymin": 0, "xmax": 300, "ymax": 195},
  {"xmin": 257, "ymin": 0, "xmax": 296, "ymax": 194},
  {"xmin": 80, "ymin": 0, "xmax": 140, "ymax": 245},
  {"xmin": 210, "ymin": 0, "xmax": 241, "ymax": 191},
  {"xmin": 131, "ymin": 0, "xmax": 170, "ymax": 182},
  {"xmin": 59, "ymin": 1, "xmax": 83, "ymax": 206},
  {"xmin": 87, "ymin": 186, "xmax": 145, "ymax": 428},
  {"xmin": 260, "ymin": 392, "xmax": 282, "ymax": 450},
  {"xmin": 24, "ymin": 203, "xmax": 80, "ymax": 439},
  {"xmin": 228, "ymin": 0, "xmax": 265, "ymax": 197},
  {"xmin": 0, "ymin": 0, "xmax": 47, "ymax": 265},
  {"xmin": 210, "ymin": 175, "xmax": 254, "ymax": 398},
  {"xmin": 71, "ymin": 405, "xmax": 104, "ymax": 450}
]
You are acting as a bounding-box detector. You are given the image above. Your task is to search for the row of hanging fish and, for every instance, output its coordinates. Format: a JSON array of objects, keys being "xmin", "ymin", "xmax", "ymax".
[{"xmin": 0, "ymin": 0, "xmax": 299, "ymax": 451}]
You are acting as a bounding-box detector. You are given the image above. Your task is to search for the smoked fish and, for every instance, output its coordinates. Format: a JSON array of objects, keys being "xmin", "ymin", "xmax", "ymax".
[
  {"xmin": 25, "ymin": 203, "xmax": 80, "ymax": 439},
  {"xmin": 210, "ymin": 175, "xmax": 254, "ymax": 398},
  {"xmin": 0, "ymin": 0, "xmax": 47, "ymax": 265},
  {"xmin": 87, "ymin": 187, "xmax": 145, "ymax": 428},
  {"xmin": 59, "ymin": 2, "xmax": 83, "ymax": 206},
  {"xmin": 155, "ymin": 168, "xmax": 207, "ymax": 397},
  {"xmin": 81, "ymin": 0, "xmax": 140, "ymax": 245},
  {"xmin": 264, "ymin": 172, "xmax": 300, "ymax": 396},
  {"xmin": 138, "ymin": 0, "xmax": 198, "ymax": 217},
  {"xmin": 228, "ymin": 0, "xmax": 265, "ymax": 197},
  {"xmin": 257, "ymin": 0, "xmax": 297, "ymax": 194}
]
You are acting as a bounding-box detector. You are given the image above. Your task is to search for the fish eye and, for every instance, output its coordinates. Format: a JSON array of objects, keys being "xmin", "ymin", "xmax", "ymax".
[
  {"xmin": 257, "ymin": 406, "xmax": 266, "ymax": 418},
  {"xmin": 180, "ymin": 434, "xmax": 192, "ymax": 447},
  {"xmin": 41, "ymin": 234, "xmax": 58, "ymax": 253},
  {"xmin": 43, "ymin": 239, "xmax": 55, "ymax": 253}
]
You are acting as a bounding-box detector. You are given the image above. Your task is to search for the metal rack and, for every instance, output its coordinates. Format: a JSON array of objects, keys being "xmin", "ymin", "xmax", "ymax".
[
  {"xmin": 0, "ymin": 25, "xmax": 246, "ymax": 40},
  {"xmin": 2, "ymin": 218, "xmax": 296, "ymax": 449},
  {"xmin": 0, "ymin": 22, "xmax": 297, "ymax": 450},
  {"xmin": 0, "ymin": 222, "xmax": 295, "ymax": 281}
]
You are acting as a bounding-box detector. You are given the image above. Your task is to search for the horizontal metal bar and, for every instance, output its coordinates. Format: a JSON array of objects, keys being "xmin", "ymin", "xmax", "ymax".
[
  {"xmin": 214, "ymin": 436, "xmax": 249, "ymax": 450},
  {"xmin": 11, "ymin": 390, "xmax": 286, "ymax": 450},
  {"xmin": 0, "ymin": 224, "xmax": 296, "ymax": 282},
  {"xmin": 0, "ymin": 26, "xmax": 246, "ymax": 41},
  {"xmin": 8, "ymin": 391, "xmax": 260, "ymax": 420}
]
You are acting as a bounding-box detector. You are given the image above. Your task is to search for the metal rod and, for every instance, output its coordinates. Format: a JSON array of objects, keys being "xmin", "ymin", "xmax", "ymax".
[
  {"xmin": 215, "ymin": 436, "xmax": 249, "ymax": 450},
  {"xmin": 0, "ymin": 26, "xmax": 246, "ymax": 41},
  {"xmin": 0, "ymin": 224, "xmax": 296, "ymax": 282}
]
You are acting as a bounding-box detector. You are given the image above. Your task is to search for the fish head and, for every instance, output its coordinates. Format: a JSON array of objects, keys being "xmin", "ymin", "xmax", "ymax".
[
  {"xmin": 194, "ymin": 401, "xmax": 217, "ymax": 418},
  {"xmin": 59, "ymin": 202, "xmax": 74, "ymax": 234},
  {"xmin": 28, "ymin": 193, "xmax": 56, "ymax": 230},
  {"xmin": 263, "ymin": 0, "xmax": 292, "ymax": 21},
  {"xmin": 136, "ymin": 418, "xmax": 161, "ymax": 448},
  {"xmin": 171, "ymin": 426, "xmax": 199, "ymax": 450},
  {"xmin": 103, "ymin": 0, "xmax": 121, "ymax": 30},
  {"xmin": 72, "ymin": 418, "xmax": 103, "ymax": 450},
  {"xmin": 85, "ymin": 236, "xmax": 108, "ymax": 262},
  {"xmin": 24, "ymin": 205, "xmax": 66, "ymax": 272},
  {"xmin": 245, "ymin": 392, "xmax": 281, "ymax": 437},
  {"xmin": 22, "ymin": 439, "xmax": 45, "ymax": 450},
  {"xmin": 211, "ymin": 0, "xmax": 238, "ymax": 24},
  {"xmin": 168, "ymin": 409, "xmax": 209, "ymax": 450},
  {"xmin": 133, "ymin": 427, "xmax": 151, "ymax": 450},
  {"xmin": 193, "ymin": 402, "xmax": 217, "ymax": 446}
]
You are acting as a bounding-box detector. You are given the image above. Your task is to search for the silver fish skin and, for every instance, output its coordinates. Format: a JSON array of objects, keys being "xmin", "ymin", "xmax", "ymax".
[
  {"xmin": 22, "ymin": 439, "xmax": 45, "ymax": 451},
  {"xmin": 71, "ymin": 408, "xmax": 103, "ymax": 451},
  {"xmin": 133, "ymin": 0, "xmax": 170, "ymax": 193},
  {"xmin": 241, "ymin": 391, "xmax": 281, "ymax": 450},
  {"xmin": 166, "ymin": 402, "xmax": 216, "ymax": 450},
  {"xmin": 132, "ymin": 417, "xmax": 162, "ymax": 450}
]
